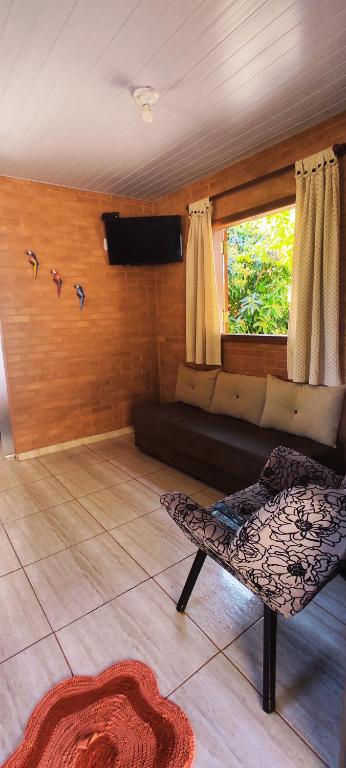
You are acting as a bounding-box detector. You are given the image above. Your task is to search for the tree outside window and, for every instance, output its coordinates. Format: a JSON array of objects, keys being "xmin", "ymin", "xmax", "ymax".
[{"xmin": 226, "ymin": 207, "xmax": 295, "ymax": 335}]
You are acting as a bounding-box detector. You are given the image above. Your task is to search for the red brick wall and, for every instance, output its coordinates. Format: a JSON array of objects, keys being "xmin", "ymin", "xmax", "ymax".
[
  {"xmin": 222, "ymin": 338, "xmax": 287, "ymax": 379},
  {"xmin": 0, "ymin": 177, "xmax": 158, "ymax": 453},
  {"xmin": 154, "ymin": 111, "xmax": 346, "ymax": 401}
]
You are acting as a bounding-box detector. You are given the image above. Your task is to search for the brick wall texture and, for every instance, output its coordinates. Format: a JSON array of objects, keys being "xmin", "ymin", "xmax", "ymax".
[
  {"xmin": 0, "ymin": 178, "xmax": 157, "ymax": 452},
  {"xmin": 1, "ymin": 110, "xmax": 345, "ymax": 452}
]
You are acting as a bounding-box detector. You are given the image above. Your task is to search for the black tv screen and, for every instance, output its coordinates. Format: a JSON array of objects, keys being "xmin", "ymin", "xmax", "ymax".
[{"xmin": 102, "ymin": 214, "xmax": 182, "ymax": 266}]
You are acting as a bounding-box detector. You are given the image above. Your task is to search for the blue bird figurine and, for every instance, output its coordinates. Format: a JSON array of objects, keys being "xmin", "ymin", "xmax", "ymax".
[{"xmin": 74, "ymin": 284, "xmax": 85, "ymax": 310}]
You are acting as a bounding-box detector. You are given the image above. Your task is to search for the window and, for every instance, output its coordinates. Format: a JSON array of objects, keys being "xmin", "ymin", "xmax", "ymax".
[{"xmin": 225, "ymin": 207, "xmax": 295, "ymax": 335}]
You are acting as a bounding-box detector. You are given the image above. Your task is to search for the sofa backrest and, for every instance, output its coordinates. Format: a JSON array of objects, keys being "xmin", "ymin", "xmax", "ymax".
[{"xmin": 336, "ymin": 395, "xmax": 346, "ymax": 472}]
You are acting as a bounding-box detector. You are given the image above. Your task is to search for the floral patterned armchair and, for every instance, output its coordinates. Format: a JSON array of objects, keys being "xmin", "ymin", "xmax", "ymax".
[{"xmin": 160, "ymin": 446, "xmax": 346, "ymax": 713}]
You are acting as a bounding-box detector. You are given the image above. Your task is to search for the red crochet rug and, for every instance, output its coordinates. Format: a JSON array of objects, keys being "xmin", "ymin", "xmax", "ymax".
[{"xmin": 3, "ymin": 660, "xmax": 195, "ymax": 768}]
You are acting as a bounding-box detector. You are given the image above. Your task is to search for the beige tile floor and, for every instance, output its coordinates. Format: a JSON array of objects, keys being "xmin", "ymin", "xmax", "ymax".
[{"xmin": 0, "ymin": 432, "xmax": 344, "ymax": 766}]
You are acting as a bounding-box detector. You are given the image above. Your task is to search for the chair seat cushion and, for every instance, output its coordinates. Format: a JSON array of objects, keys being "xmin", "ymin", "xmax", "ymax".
[
  {"xmin": 160, "ymin": 483, "xmax": 272, "ymax": 563},
  {"xmin": 228, "ymin": 485, "xmax": 346, "ymax": 618},
  {"xmin": 212, "ymin": 483, "xmax": 271, "ymax": 522},
  {"xmin": 160, "ymin": 491, "xmax": 239, "ymax": 559}
]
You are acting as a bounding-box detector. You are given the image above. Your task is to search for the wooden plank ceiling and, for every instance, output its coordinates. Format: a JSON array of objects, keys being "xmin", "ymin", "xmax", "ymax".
[{"xmin": 1, "ymin": 0, "xmax": 346, "ymax": 199}]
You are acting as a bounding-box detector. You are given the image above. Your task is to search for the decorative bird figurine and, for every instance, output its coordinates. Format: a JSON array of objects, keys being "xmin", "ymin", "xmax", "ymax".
[
  {"xmin": 50, "ymin": 269, "xmax": 63, "ymax": 297},
  {"xmin": 26, "ymin": 250, "xmax": 39, "ymax": 279},
  {"xmin": 74, "ymin": 284, "xmax": 85, "ymax": 311}
]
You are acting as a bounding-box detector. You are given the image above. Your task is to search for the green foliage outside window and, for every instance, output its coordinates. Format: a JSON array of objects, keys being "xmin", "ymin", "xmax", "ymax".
[{"xmin": 227, "ymin": 208, "xmax": 295, "ymax": 335}]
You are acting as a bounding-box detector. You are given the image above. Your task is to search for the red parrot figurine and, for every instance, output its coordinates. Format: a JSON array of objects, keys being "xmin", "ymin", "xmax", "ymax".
[
  {"xmin": 50, "ymin": 269, "xmax": 63, "ymax": 297},
  {"xmin": 26, "ymin": 250, "xmax": 39, "ymax": 279}
]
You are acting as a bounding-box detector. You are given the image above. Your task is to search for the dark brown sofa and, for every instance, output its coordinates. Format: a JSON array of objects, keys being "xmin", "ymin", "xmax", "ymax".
[{"xmin": 133, "ymin": 401, "xmax": 343, "ymax": 493}]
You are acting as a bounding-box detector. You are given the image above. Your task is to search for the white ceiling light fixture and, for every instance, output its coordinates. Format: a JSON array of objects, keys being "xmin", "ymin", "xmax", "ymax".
[{"xmin": 133, "ymin": 86, "xmax": 159, "ymax": 124}]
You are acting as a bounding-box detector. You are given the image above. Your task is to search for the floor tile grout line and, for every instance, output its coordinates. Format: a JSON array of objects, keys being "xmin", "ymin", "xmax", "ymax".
[
  {"xmin": 167, "ymin": 648, "xmax": 221, "ymax": 699},
  {"xmin": 0, "ymin": 464, "xmax": 54, "ymax": 490},
  {"xmin": 23, "ymin": 528, "xmax": 152, "ymax": 575},
  {"xmin": 5, "ymin": 566, "xmax": 64, "ymax": 670},
  {"xmin": 21, "ymin": 567, "xmax": 56, "ymax": 634},
  {"xmin": 51, "ymin": 575, "xmax": 223, "ymax": 699},
  {"xmin": 52, "ymin": 574, "xmax": 152, "ymax": 635},
  {"xmin": 101, "ymin": 532, "xmax": 156, "ymax": 580},
  {"xmin": 52, "ymin": 632, "xmax": 74, "ymax": 677},
  {"xmin": 108, "ymin": 520, "xmax": 198, "ymax": 579},
  {"xmin": 100, "ymin": 505, "xmax": 164, "ymax": 531},
  {"xmin": 2, "ymin": 485, "xmax": 163, "ymax": 571},
  {"xmin": 0, "ymin": 482, "xmax": 76, "ymax": 525},
  {"xmin": 49, "ymin": 473, "xmax": 160, "ymax": 578},
  {"xmin": 0, "ymin": 631, "xmax": 54, "ymax": 666},
  {"xmin": 76, "ymin": 494, "xmax": 162, "ymax": 532},
  {"xmin": 155, "ymin": 577, "xmax": 222, "ymax": 650},
  {"xmin": 38, "ymin": 457, "xmax": 105, "ymax": 474},
  {"xmin": 22, "ymin": 536, "xmax": 151, "ymax": 637},
  {"xmin": 151, "ymin": 551, "xmax": 196, "ymax": 578},
  {"xmin": 53, "ymin": 470, "xmax": 142, "ymax": 499},
  {"xmin": 152, "ymin": 578, "xmax": 220, "ymax": 652},
  {"xmin": 1, "ymin": 524, "xmax": 21, "ymax": 570},
  {"xmin": 10, "ymin": 528, "xmax": 107, "ymax": 569},
  {"xmin": 76, "ymin": 480, "xmax": 160, "ymax": 499},
  {"xmin": 0, "ymin": 576, "xmax": 151, "ymax": 666},
  {"xmin": 134, "ymin": 472, "xmax": 210, "ymax": 496},
  {"xmin": 33, "ymin": 444, "xmax": 116, "ymax": 467},
  {"xmin": 2, "ymin": 492, "xmax": 158, "ymax": 536},
  {"xmin": 0, "ymin": 474, "xmax": 138, "ymax": 526},
  {"xmin": 219, "ymin": 613, "xmax": 265, "ymax": 651},
  {"xmin": 0, "ymin": 565, "xmax": 21, "ymax": 578},
  {"xmin": 312, "ymin": 597, "xmax": 346, "ymax": 626},
  {"xmin": 274, "ymin": 705, "xmax": 331, "ymax": 767},
  {"xmin": 1, "ymin": 498, "xmax": 99, "ymax": 530},
  {"xmin": 75, "ymin": 494, "xmax": 161, "ymax": 532},
  {"xmin": 0, "ymin": 455, "xmax": 139, "ymax": 505},
  {"xmin": 219, "ymin": 647, "xmax": 331, "ymax": 767}
]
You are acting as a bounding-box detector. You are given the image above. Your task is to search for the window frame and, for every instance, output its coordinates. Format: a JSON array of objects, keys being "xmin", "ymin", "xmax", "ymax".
[{"xmin": 215, "ymin": 202, "xmax": 295, "ymax": 340}]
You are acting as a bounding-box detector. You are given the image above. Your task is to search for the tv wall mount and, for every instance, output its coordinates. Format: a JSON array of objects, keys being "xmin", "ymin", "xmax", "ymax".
[{"xmin": 101, "ymin": 212, "xmax": 119, "ymax": 221}]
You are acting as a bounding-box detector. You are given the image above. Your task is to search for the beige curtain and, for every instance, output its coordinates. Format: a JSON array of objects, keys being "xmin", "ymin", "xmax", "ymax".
[
  {"xmin": 287, "ymin": 147, "xmax": 341, "ymax": 385},
  {"xmin": 186, "ymin": 198, "xmax": 221, "ymax": 365}
]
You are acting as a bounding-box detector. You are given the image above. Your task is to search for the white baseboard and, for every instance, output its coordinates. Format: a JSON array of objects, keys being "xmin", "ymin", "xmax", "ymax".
[{"xmin": 16, "ymin": 426, "xmax": 134, "ymax": 461}]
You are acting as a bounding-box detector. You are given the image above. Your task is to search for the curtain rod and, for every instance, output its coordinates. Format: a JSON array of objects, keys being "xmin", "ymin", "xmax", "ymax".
[{"xmin": 185, "ymin": 142, "xmax": 346, "ymax": 211}]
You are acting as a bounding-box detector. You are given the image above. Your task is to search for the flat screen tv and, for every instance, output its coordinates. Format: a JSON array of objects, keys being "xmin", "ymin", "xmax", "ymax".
[{"xmin": 102, "ymin": 213, "xmax": 182, "ymax": 266}]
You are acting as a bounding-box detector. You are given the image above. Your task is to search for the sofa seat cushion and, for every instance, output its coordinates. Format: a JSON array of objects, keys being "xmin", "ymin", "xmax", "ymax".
[{"xmin": 133, "ymin": 402, "xmax": 338, "ymax": 486}]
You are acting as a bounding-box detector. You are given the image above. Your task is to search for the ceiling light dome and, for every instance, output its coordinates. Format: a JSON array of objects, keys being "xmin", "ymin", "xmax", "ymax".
[{"xmin": 133, "ymin": 86, "xmax": 159, "ymax": 124}]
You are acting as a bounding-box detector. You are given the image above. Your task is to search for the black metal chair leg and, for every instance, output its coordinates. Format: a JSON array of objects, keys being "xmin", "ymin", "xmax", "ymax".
[
  {"xmin": 263, "ymin": 604, "xmax": 277, "ymax": 713},
  {"xmin": 176, "ymin": 549, "xmax": 207, "ymax": 612}
]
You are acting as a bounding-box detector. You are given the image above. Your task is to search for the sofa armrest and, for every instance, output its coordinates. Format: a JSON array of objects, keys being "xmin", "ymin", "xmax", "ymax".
[{"xmin": 259, "ymin": 446, "xmax": 342, "ymax": 494}]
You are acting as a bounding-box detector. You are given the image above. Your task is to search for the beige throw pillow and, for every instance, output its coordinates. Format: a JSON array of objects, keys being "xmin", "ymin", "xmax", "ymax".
[
  {"xmin": 211, "ymin": 372, "xmax": 267, "ymax": 425},
  {"xmin": 175, "ymin": 364, "xmax": 219, "ymax": 411},
  {"xmin": 260, "ymin": 374, "xmax": 345, "ymax": 447}
]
